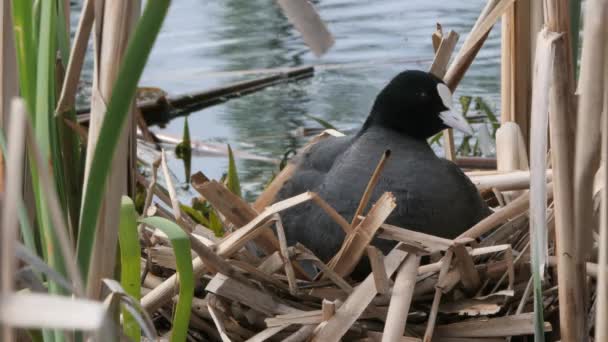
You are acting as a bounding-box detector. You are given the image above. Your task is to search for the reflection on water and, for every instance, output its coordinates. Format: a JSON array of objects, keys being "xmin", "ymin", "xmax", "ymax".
[{"xmin": 138, "ymin": 0, "xmax": 500, "ymax": 200}]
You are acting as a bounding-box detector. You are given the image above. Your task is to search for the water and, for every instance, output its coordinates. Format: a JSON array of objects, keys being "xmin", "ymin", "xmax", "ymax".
[{"xmin": 76, "ymin": 0, "xmax": 502, "ymax": 200}]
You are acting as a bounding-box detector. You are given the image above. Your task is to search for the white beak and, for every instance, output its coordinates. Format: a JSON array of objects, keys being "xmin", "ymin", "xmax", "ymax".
[
  {"xmin": 436, "ymin": 83, "xmax": 473, "ymax": 135},
  {"xmin": 439, "ymin": 110, "xmax": 474, "ymax": 135}
]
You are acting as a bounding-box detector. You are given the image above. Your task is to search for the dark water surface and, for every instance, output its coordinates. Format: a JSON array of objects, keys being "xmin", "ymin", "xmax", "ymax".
[{"xmin": 76, "ymin": 0, "xmax": 502, "ymax": 200}]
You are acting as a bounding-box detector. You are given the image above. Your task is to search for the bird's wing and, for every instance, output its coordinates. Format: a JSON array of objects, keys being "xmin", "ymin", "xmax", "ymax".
[{"xmin": 276, "ymin": 135, "xmax": 351, "ymax": 200}]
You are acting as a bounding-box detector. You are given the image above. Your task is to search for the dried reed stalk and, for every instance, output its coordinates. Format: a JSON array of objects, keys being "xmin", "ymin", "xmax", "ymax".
[
  {"xmin": 55, "ymin": 0, "xmax": 94, "ymax": 114},
  {"xmin": 500, "ymin": 0, "xmax": 536, "ymax": 146},
  {"xmin": 444, "ymin": 0, "xmax": 513, "ymax": 90},
  {"xmin": 429, "ymin": 30, "xmax": 459, "ymax": 162},
  {"xmin": 430, "ymin": 30, "xmax": 459, "ymax": 80},
  {"xmin": 0, "ymin": 0, "xmax": 18, "ymax": 127},
  {"xmin": 328, "ymin": 192, "xmax": 396, "ymax": 277},
  {"xmin": 529, "ymin": 29, "xmax": 561, "ymax": 340},
  {"xmin": 142, "ymin": 193, "xmax": 314, "ymax": 312},
  {"xmin": 311, "ymin": 245, "xmax": 409, "ymax": 342},
  {"xmin": 1, "ymin": 99, "xmax": 26, "ymax": 342},
  {"xmin": 274, "ymin": 216, "xmax": 298, "ymax": 295},
  {"xmin": 573, "ymin": 0, "xmax": 608, "ymax": 270},
  {"xmin": 433, "ymin": 313, "xmax": 551, "ymax": 338},
  {"xmin": 469, "ymin": 169, "xmax": 551, "ymax": 191},
  {"xmin": 276, "ymin": 0, "xmax": 334, "ymax": 57},
  {"xmin": 382, "ymin": 253, "xmax": 420, "ymax": 342},
  {"xmin": 495, "ymin": 122, "xmax": 529, "ymax": 202},
  {"xmin": 84, "ymin": 0, "xmax": 140, "ymax": 299},
  {"xmin": 597, "ymin": 34, "xmax": 608, "ymax": 342},
  {"xmin": 367, "ymin": 246, "xmax": 390, "ymax": 296},
  {"xmin": 351, "ymin": 150, "xmax": 391, "ymax": 227},
  {"xmin": 543, "ymin": 2, "xmax": 582, "ymax": 340}
]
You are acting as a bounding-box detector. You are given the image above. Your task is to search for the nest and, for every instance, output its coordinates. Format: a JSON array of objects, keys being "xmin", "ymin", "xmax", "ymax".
[{"xmin": 133, "ymin": 130, "xmax": 589, "ymax": 342}]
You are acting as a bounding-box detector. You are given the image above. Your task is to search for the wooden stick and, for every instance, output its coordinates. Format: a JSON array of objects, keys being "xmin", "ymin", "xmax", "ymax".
[
  {"xmin": 77, "ymin": 66, "xmax": 315, "ymax": 126},
  {"xmin": 382, "ymin": 254, "xmax": 420, "ymax": 342},
  {"xmin": 351, "ymin": 150, "xmax": 391, "ymax": 227}
]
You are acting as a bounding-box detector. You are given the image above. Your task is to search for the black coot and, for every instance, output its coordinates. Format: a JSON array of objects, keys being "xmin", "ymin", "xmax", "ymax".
[{"xmin": 276, "ymin": 70, "xmax": 491, "ymax": 276}]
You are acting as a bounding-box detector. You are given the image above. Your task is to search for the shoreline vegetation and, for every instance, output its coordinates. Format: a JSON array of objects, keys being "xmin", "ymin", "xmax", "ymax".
[{"xmin": 1, "ymin": 0, "xmax": 606, "ymax": 341}]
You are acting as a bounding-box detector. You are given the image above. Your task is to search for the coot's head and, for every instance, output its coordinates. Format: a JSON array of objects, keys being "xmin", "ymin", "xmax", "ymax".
[{"xmin": 363, "ymin": 70, "xmax": 473, "ymax": 139}]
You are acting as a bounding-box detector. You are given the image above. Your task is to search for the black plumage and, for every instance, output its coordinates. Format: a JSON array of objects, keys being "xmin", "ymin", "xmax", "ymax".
[{"xmin": 276, "ymin": 70, "xmax": 491, "ymax": 275}]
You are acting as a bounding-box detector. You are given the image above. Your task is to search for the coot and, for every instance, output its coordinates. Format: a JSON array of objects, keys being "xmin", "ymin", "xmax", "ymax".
[{"xmin": 276, "ymin": 70, "xmax": 491, "ymax": 275}]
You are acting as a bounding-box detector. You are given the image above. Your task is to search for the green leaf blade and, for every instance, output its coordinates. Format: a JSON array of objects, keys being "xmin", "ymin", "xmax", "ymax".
[
  {"xmin": 77, "ymin": 0, "xmax": 171, "ymax": 280},
  {"xmin": 118, "ymin": 197, "xmax": 141, "ymax": 342},
  {"xmin": 139, "ymin": 216, "xmax": 193, "ymax": 342}
]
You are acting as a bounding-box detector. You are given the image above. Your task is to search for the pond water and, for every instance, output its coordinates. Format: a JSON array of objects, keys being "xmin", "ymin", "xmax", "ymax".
[{"xmin": 75, "ymin": 0, "xmax": 502, "ymax": 200}]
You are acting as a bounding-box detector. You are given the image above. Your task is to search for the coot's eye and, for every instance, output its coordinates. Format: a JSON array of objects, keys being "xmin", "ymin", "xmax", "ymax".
[{"xmin": 418, "ymin": 92, "xmax": 429, "ymax": 100}]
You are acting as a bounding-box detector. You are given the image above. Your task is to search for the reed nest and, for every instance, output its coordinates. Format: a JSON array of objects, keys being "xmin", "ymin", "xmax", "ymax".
[{"xmin": 136, "ymin": 130, "xmax": 579, "ymax": 341}]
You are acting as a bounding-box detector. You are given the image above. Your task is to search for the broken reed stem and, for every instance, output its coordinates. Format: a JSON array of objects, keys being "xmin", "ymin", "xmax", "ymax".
[
  {"xmin": 423, "ymin": 249, "xmax": 453, "ymax": 342},
  {"xmin": 429, "ymin": 29, "xmax": 459, "ymax": 162},
  {"xmin": 55, "ymin": 0, "xmax": 94, "ymax": 115},
  {"xmin": 367, "ymin": 246, "xmax": 390, "ymax": 296},
  {"xmin": 430, "ymin": 30, "xmax": 459, "ymax": 79},
  {"xmin": 382, "ymin": 253, "xmax": 420, "ymax": 342},
  {"xmin": 350, "ymin": 150, "xmax": 391, "ymax": 229},
  {"xmin": 444, "ymin": 0, "xmax": 512, "ymax": 91},
  {"xmin": 430, "ymin": 30, "xmax": 459, "ymax": 162},
  {"xmin": 351, "ymin": 149, "xmax": 391, "ymax": 227},
  {"xmin": 311, "ymin": 194, "xmax": 352, "ymax": 234}
]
